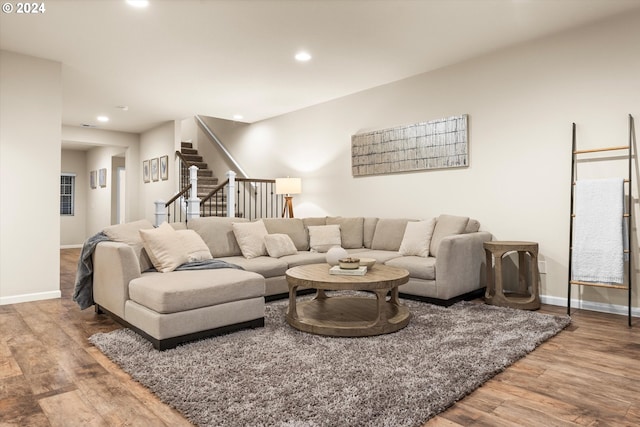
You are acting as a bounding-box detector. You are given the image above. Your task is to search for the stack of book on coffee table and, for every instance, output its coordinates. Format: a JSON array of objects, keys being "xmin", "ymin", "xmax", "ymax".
[{"xmin": 329, "ymin": 265, "xmax": 367, "ymax": 276}]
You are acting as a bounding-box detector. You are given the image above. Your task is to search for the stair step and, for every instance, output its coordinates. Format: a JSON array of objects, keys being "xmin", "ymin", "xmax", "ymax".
[
  {"xmin": 198, "ymin": 177, "xmax": 219, "ymax": 185},
  {"xmin": 181, "ymin": 148, "xmax": 197, "ymax": 155},
  {"xmin": 197, "ymin": 169, "xmax": 213, "ymax": 177},
  {"xmin": 181, "ymin": 153, "xmax": 203, "ymax": 162},
  {"xmin": 198, "ymin": 187, "xmax": 220, "ymax": 194},
  {"xmin": 191, "ymin": 161, "xmax": 208, "ymax": 169},
  {"xmin": 181, "ymin": 142, "xmax": 193, "ymax": 149}
]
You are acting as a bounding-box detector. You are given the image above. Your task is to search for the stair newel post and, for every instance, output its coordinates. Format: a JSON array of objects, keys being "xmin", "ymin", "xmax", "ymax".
[
  {"xmin": 154, "ymin": 200, "xmax": 167, "ymax": 226},
  {"xmin": 187, "ymin": 165, "xmax": 200, "ymax": 220},
  {"xmin": 227, "ymin": 170, "xmax": 236, "ymax": 218}
]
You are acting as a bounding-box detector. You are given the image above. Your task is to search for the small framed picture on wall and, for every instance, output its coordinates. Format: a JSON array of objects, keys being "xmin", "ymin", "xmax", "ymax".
[
  {"xmin": 160, "ymin": 155, "xmax": 168, "ymax": 180},
  {"xmin": 143, "ymin": 160, "xmax": 150, "ymax": 183},
  {"xmin": 90, "ymin": 170, "xmax": 97, "ymax": 189},
  {"xmin": 99, "ymin": 168, "xmax": 107, "ymax": 187},
  {"xmin": 151, "ymin": 158, "xmax": 159, "ymax": 181}
]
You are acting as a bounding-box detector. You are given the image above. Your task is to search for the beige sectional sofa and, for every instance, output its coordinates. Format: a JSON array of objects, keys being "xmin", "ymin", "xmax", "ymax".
[{"xmin": 91, "ymin": 214, "xmax": 491, "ymax": 350}]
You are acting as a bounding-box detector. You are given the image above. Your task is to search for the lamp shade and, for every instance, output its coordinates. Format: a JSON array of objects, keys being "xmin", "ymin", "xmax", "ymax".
[{"xmin": 275, "ymin": 177, "xmax": 302, "ymax": 195}]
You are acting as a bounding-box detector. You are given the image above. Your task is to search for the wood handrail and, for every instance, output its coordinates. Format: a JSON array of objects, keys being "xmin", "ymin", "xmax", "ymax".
[
  {"xmin": 175, "ymin": 150, "xmax": 191, "ymax": 166},
  {"xmin": 165, "ymin": 184, "xmax": 191, "ymax": 207},
  {"xmin": 200, "ymin": 179, "xmax": 230, "ymax": 205},
  {"xmin": 236, "ymin": 178, "xmax": 277, "ymax": 184}
]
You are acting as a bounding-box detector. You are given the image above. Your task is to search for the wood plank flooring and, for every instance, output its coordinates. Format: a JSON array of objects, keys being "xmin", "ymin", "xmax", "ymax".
[{"xmin": 0, "ymin": 248, "xmax": 637, "ymax": 426}]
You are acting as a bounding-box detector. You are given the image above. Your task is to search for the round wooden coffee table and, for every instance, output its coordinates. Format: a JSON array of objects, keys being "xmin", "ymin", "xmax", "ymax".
[{"xmin": 285, "ymin": 263, "xmax": 411, "ymax": 337}]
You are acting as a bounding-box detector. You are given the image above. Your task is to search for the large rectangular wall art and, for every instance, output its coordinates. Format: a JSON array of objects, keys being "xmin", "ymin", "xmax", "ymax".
[{"xmin": 351, "ymin": 114, "xmax": 468, "ymax": 176}]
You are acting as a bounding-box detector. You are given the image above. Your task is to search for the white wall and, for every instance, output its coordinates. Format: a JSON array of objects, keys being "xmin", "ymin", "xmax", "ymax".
[
  {"xmin": 61, "ymin": 150, "xmax": 88, "ymax": 246},
  {"xmin": 61, "ymin": 126, "xmax": 140, "ymax": 236},
  {"xmin": 0, "ymin": 51, "xmax": 62, "ymax": 304},
  {"xmin": 139, "ymin": 120, "xmax": 180, "ymax": 223},
  {"xmin": 197, "ymin": 116, "xmax": 250, "ymax": 181},
  {"xmin": 207, "ymin": 11, "xmax": 640, "ymax": 312}
]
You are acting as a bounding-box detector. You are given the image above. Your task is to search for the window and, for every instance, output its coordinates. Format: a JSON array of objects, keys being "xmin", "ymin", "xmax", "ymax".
[{"xmin": 60, "ymin": 173, "xmax": 75, "ymax": 216}]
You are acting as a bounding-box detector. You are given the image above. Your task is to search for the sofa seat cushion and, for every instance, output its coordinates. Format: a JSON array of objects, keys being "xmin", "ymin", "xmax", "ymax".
[
  {"xmin": 279, "ymin": 252, "xmax": 327, "ymax": 267},
  {"xmin": 357, "ymin": 250, "xmax": 402, "ymax": 263},
  {"xmin": 219, "ymin": 256, "xmax": 289, "ymax": 278},
  {"xmin": 128, "ymin": 269, "xmax": 264, "ymax": 314},
  {"xmin": 385, "ymin": 256, "xmax": 436, "ymax": 281}
]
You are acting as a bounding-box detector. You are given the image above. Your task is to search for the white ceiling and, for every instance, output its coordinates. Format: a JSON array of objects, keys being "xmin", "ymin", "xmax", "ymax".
[{"xmin": 2, "ymin": 0, "xmax": 640, "ymax": 135}]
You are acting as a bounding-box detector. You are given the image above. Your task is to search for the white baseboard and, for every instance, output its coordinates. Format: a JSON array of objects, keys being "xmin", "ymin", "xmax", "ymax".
[
  {"xmin": 541, "ymin": 294, "xmax": 639, "ymax": 318},
  {"xmin": 60, "ymin": 244, "xmax": 83, "ymax": 249},
  {"xmin": 0, "ymin": 290, "xmax": 62, "ymax": 306}
]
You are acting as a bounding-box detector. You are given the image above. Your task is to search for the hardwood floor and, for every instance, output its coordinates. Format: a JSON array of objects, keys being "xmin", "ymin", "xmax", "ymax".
[{"xmin": 0, "ymin": 249, "xmax": 638, "ymax": 426}]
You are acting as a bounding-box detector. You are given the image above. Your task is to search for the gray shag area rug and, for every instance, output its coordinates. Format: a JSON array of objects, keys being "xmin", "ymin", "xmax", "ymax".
[{"xmin": 89, "ymin": 297, "xmax": 570, "ymax": 427}]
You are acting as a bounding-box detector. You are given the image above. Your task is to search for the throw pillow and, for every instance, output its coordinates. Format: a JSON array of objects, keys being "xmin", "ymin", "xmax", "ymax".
[
  {"xmin": 307, "ymin": 224, "xmax": 341, "ymax": 253},
  {"xmin": 177, "ymin": 230, "xmax": 213, "ymax": 262},
  {"xmin": 232, "ymin": 220, "xmax": 268, "ymax": 259},
  {"xmin": 429, "ymin": 214, "xmax": 470, "ymax": 257},
  {"xmin": 262, "ymin": 218, "xmax": 309, "ymax": 251},
  {"xmin": 103, "ymin": 219, "xmax": 154, "ymax": 272},
  {"xmin": 264, "ymin": 234, "xmax": 298, "ymax": 258},
  {"xmin": 139, "ymin": 222, "xmax": 189, "ymax": 273},
  {"xmin": 398, "ymin": 219, "xmax": 436, "ymax": 257}
]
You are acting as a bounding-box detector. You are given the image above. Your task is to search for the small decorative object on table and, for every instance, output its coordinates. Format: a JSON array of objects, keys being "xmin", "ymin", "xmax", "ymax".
[
  {"xmin": 325, "ymin": 247, "xmax": 348, "ymax": 266},
  {"xmin": 359, "ymin": 258, "xmax": 376, "ymax": 268},
  {"xmin": 339, "ymin": 257, "xmax": 360, "ymax": 269}
]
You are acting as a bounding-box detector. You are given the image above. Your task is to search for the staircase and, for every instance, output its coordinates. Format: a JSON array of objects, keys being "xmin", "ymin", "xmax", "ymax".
[{"xmin": 180, "ymin": 142, "xmax": 218, "ymax": 199}]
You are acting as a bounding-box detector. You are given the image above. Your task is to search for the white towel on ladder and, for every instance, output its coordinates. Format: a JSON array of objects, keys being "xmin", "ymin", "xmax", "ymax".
[{"xmin": 571, "ymin": 178, "xmax": 625, "ymax": 284}]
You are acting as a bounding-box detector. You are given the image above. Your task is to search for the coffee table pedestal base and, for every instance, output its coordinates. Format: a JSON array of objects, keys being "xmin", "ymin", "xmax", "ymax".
[{"xmin": 287, "ymin": 293, "xmax": 411, "ymax": 337}]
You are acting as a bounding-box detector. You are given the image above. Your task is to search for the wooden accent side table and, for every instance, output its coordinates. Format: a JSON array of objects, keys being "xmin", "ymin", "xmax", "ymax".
[{"xmin": 484, "ymin": 241, "xmax": 541, "ymax": 310}]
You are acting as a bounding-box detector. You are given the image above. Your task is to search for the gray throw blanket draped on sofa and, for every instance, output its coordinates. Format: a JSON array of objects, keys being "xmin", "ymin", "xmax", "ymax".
[
  {"xmin": 73, "ymin": 232, "xmax": 244, "ymax": 311},
  {"xmin": 73, "ymin": 232, "xmax": 110, "ymax": 310}
]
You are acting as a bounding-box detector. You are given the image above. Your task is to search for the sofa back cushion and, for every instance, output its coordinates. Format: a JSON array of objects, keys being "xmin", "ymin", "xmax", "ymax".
[
  {"xmin": 363, "ymin": 218, "xmax": 379, "ymax": 249},
  {"xmin": 465, "ymin": 219, "xmax": 480, "ymax": 233},
  {"xmin": 429, "ymin": 214, "xmax": 470, "ymax": 257},
  {"xmin": 262, "ymin": 218, "xmax": 309, "ymax": 251},
  {"xmin": 370, "ymin": 218, "xmax": 413, "ymax": 251},
  {"xmin": 103, "ymin": 219, "xmax": 154, "ymax": 272},
  {"xmin": 187, "ymin": 217, "xmax": 248, "ymax": 257},
  {"xmin": 177, "ymin": 230, "xmax": 214, "ymax": 262},
  {"xmin": 326, "ymin": 217, "xmax": 364, "ymax": 249}
]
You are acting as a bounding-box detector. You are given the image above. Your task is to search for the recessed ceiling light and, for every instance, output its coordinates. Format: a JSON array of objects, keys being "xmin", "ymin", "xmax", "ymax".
[
  {"xmin": 97, "ymin": 116, "xmax": 109, "ymax": 122},
  {"xmin": 233, "ymin": 114, "xmax": 243, "ymax": 121},
  {"xmin": 126, "ymin": 0, "xmax": 149, "ymax": 8},
  {"xmin": 295, "ymin": 51, "xmax": 312, "ymax": 62}
]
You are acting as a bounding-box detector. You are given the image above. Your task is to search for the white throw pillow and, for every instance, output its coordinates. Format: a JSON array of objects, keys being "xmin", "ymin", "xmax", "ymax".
[
  {"xmin": 232, "ymin": 220, "xmax": 268, "ymax": 259},
  {"xmin": 177, "ymin": 229, "xmax": 213, "ymax": 262},
  {"xmin": 139, "ymin": 222, "xmax": 189, "ymax": 273},
  {"xmin": 264, "ymin": 234, "xmax": 298, "ymax": 258},
  {"xmin": 307, "ymin": 224, "xmax": 342, "ymax": 253},
  {"xmin": 398, "ymin": 219, "xmax": 436, "ymax": 258}
]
